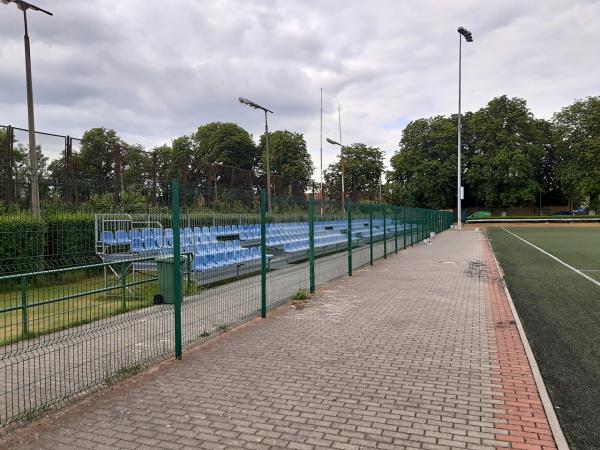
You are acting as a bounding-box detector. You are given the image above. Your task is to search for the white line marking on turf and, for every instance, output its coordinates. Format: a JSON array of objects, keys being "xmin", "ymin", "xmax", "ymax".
[
  {"xmin": 502, "ymin": 227, "xmax": 600, "ymax": 289},
  {"xmin": 580, "ymin": 269, "xmax": 600, "ymax": 272}
]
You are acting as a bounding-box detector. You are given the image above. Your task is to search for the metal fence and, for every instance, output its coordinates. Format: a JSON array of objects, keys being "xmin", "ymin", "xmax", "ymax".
[
  {"xmin": 0, "ymin": 125, "xmax": 313, "ymax": 213},
  {"xmin": 0, "ymin": 173, "xmax": 452, "ymax": 429}
]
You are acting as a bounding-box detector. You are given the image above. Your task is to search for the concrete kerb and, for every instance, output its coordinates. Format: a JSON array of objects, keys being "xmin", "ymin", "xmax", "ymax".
[{"xmin": 484, "ymin": 231, "xmax": 570, "ymax": 450}]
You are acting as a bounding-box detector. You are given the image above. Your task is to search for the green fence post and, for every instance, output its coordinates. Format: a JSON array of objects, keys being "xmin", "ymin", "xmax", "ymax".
[
  {"xmin": 369, "ymin": 202, "xmax": 373, "ymax": 266},
  {"xmin": 394, "ymin": 206, "xmax": 398, "ymax": 254},
  {"xmin": 414, "ymin": 209, "xmax": 419, "ymax": 244},
  {"xmin": 172, "ymin": 178, "xmax": 182, "ymax": 360},
  {"xmin": 308, "ymin": 192, "xmax": 315, "ymax": 293},
  {"xmin": 417, "ymin": 209, "xmax": 420, "ymax": 242},
  {"xmin": 383, "ymin": 204, "xmax": 387, "ymax": 259},
  {"xmin": 260, "ymin": 189, "xmax": 267, "ymax": 318},
  {"xmin": 403, "ymin": 207, "xmax": 407, "ymax": 249},
  {"xmin": 412, "ymin": 209, "xmax": 416, "ymax": 246},
  {"xmin": 347, "ymin": 198, "xmax": 352, "ymax": 276},
  {"xmin": 186, "ymin": 254, "xmax": 192, "ymax": 289},
  {"xmin": 120, "ymin": 262, "xmax": 127, "ymax": 312},
  {"xmin": 21, "ymin": 275, "xmax": 28, "ymax": 337}
]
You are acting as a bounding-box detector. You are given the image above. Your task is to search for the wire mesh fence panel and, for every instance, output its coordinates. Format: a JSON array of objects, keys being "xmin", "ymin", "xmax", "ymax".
[
  {"xmin": 177, "ymin": 186, "xmax": 264, "ymax": 347},
  {"xmin": 0, "ymin": 140, "xmax": 456, "ymax": 428},
  {"xmin": 310, "ymin": 197, "xmax": 353, "ymax": 287},
  {"xmin": 0, "ymin": 177, "xmax": 178, "ymax": 428},
  {"xmin": 265, "ymin": 193, "xmax": 311, "ymax": 307},
  {"xmin": 349, "ymin": 201, "xmax": 373, "ymax": 272}
]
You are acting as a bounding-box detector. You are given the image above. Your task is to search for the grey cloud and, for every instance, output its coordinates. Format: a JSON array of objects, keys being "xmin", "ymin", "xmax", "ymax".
[{"xmin": 0, "ymin": 0, "xmax": 599, "ymax": 172}]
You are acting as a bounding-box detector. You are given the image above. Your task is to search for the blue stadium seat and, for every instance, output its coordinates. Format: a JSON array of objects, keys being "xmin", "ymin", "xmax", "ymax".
[
  {"xmin": 101, "ymin": 231, "xmax": 117, "ymax": 245},
  {"xmin": 143, "ymin": 236, "xmax": 158, "ymax": 251},
  {"xmin": 115, "ymin": 230, "xmax": 130, "ymax": 244},
  {"xmin": 131, "ymin": 238, "xmax": 143, "ymax": 252}
]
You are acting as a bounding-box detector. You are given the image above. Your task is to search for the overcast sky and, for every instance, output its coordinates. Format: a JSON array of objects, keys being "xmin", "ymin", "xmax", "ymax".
[{"xmin": 1, "ymin": 0, "xmax": 599, "ymax": 176}]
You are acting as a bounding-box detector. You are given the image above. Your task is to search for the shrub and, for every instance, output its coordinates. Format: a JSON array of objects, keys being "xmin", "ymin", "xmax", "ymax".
[
  {"xmin": 44, "ymin": 213, "xmax": 96, "ymax": 269},
  {"xmin": 0, "ymin": 215, "xmax": 45, "ymax": 275}
]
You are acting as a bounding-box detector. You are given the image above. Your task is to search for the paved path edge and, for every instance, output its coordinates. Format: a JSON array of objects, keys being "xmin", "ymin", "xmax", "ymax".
[{"xmin": 484, "ymin": 232, "xmax": 570, "ymax": 450}]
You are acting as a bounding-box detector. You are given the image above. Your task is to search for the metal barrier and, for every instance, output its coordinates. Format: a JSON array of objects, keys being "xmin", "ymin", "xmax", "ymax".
[{"xmin": 0, "ymin": 178, "xmax": 453, "ymax": 429}]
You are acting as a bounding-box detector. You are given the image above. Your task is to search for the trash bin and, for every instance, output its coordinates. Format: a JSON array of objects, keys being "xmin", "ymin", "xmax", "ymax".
[{"xmin": 154, "ymin": 256, "xmax": 185, "ymax": 305}]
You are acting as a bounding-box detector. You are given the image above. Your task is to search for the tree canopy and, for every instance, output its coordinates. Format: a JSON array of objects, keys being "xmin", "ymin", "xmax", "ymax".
[
  {"xmin": 324, "ymin": 143, "xmax": 384, "ymax": 202},
  {"xmin": 387, "ymin": 116, "xmax": 456, "ymax": 209},
  {"xmin": 463, "ymin": 96, "xmax": 544, "ymax": 209},
  {"xmin": 257, "ymin": 130, "xmax": 314, "ymax": 197},
  {"xmin": 553, "ymin": 97, "xmax": 600, "ymax": 210},
  {"xmin": 387, "ymin": 95, "xmax": 600, "ymax": 210},
  {"xmin": 193, "ymin": 122, "xmax": 257, "ymax": 170}
]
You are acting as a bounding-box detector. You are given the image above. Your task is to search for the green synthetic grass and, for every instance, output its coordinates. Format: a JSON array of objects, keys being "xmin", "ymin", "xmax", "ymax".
[
  {"xmin": 483, "ymin": 215, "xmax": 600, "ymax": 220},
  {"xmin": 487, "ymin": 227, "xmax": 600, "ymax": 450}
]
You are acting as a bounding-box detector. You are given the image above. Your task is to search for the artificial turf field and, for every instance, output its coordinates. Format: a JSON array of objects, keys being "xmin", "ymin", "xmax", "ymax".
[{"xmin": 487, "ymin": 226, "xmax": 600, "ymax": 450}]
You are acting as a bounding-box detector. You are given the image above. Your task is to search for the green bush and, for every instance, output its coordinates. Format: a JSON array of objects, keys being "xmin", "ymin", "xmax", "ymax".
[
  {"xmin": 44, "ymin": 213, "xmax": 96, "ymax": 269},
  {"xmin": 0, "ymin": 215, "xmax": 46, "ymax": 275}
]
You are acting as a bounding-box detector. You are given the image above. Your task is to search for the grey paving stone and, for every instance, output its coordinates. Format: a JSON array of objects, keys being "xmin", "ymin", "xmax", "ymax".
[{"xmin": 0, "ymin": 232, "xmax": 519, "ymax": 449}]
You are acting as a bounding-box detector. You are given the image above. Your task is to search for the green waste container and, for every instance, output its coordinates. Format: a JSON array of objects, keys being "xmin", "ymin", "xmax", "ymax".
[{"xmin": 154, "ymin": 256, "xmax": 186, "ymax": 305}]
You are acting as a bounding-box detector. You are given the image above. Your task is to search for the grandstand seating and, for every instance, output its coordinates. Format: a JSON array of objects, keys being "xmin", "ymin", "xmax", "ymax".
[{"xmin": 98, "ymin": 219, "xmax": 415, "ymax": 278}]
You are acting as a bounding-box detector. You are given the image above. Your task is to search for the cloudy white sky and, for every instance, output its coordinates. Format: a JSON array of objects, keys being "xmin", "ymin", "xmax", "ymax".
[{"xmin": 1, "ymin": 0, "xmax": 599, "ymax": 176}]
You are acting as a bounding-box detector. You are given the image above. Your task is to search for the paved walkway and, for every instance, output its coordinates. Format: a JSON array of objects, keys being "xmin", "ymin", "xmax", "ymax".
[{"xmin": 1, "ymin": 231, "xmax": 559, "ymax": 449}]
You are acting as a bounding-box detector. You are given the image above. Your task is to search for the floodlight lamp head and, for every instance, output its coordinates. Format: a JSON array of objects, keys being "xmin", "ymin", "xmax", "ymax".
[
  {"xmin": 2, "ymin": 0, "xmax": 52, "ymax": 14},
  {"xmin": 458, "ymin": 26, "xmax": 473, "ymax": 42},
  {"xmin": 238, "ymin": 97, "xmax": 273, "ymax": 114},
  {"xmin": 239, "ymin": 97, "xmax": 258, "ymax": 109},
  {"xmin": 326, "ymin": 137, "xmax": 341, "ymax": 146}
]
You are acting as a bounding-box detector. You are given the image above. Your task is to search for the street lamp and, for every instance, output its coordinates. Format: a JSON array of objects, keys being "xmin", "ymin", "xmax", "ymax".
[
  {"xmin": 326, "ymin": 137, "xmax": 346, "ymax": 213},
  {"xmin": 1, "ymin": 0, "xmax": 52, "ymax": 217},
  {"xmin": 456, "ymin": 26, "xmax": 473, "ymax": 230},
  {"xmin": 239, "ymin": 97, "xmax": 273, "ymax": 213}
]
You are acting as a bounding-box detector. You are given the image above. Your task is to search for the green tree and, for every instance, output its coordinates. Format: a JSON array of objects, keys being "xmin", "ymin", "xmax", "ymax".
[
  {"xmin": 534, "ymin": 119, "xmax": 565, "ymax": 210},
  {"xmin": 464, "ymin": 96, "xmax": 544, "ymax": 209},
  {"xmin": 257, "ymin": 130, "xmax": 314, "ymax": 197},
  {"xmin": 75, "ymin": 127, "xmax": 122, "ymax": 184},
  {"xmin": 553, "ymin": 96, "xmax": 600, "ymax": 210},
  {"xmin": 387, "ymin": 116, "xmax": 456, "ymax": 208},
  {"xmin": 121, "ymin": 144, "xmax": 151, "ymax": 195},
  {"xmin": 192, "ymin": 122, "xmax": 257, "ymax": 169},
  {"xmin": 324, "ymin": 143, "xmax": 384, "ymax": 201},
  {"xmin": 0, "ymin": 128, "xmax": 28, "ymax": 207},
  {"xmin": 192, "ymin": 122, "xmax": 257, "ymax": 193}
]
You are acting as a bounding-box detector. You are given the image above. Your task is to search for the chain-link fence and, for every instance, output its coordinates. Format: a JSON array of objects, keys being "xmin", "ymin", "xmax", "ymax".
[{"xmin": 0, "ymin": 129, "xmax": 454, "ymax": 429}]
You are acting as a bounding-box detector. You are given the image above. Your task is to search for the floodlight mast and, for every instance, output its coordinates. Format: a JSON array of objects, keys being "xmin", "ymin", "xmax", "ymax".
[
  {"xmin": 238, "ymin": 97, "xmax": 273, "ymax": 213},
  {"xmin": 456, "ymin": 26, "xmax": 473, "ymax": 230},
  {"xmin": 2, "ymin": 0, "xmax": 52, "ymax": 217}
]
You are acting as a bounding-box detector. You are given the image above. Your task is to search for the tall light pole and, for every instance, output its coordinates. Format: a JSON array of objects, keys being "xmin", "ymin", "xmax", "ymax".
[
  {"xmin": 326, "ymin": 137, "xmax": 345, "ymax": 213},
  {"xmin": 239, "ymin": 97, "xmax": 274, "ymax": 213},
  {"xmin": 338, "ymin": 107, "xmax": 343, "ymax": 208},
  {"xmin": 320, "ymin": 88, "xmax": 323, "ymax": 216},
  {"xmin": 2, "ymin": 0, "xmax": 52, "ymax": 217},
  {"xmin": 456, "ymin": 26, "xmax": 473, "ymax": 230}
]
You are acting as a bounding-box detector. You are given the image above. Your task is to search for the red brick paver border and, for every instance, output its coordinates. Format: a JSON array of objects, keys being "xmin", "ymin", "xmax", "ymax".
[{"xmin": 482, "ymin": 236, "xmax": 557, "ymax": 450}]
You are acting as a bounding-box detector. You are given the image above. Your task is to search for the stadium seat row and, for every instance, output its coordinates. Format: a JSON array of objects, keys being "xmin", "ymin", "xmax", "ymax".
[
  {"xmin": 193, "ymin": 246, "xmax": 264, "ymax": 272},
  {"xmin": 283, "ymin": 234, "xmax": 348, "ymax": 253}
]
